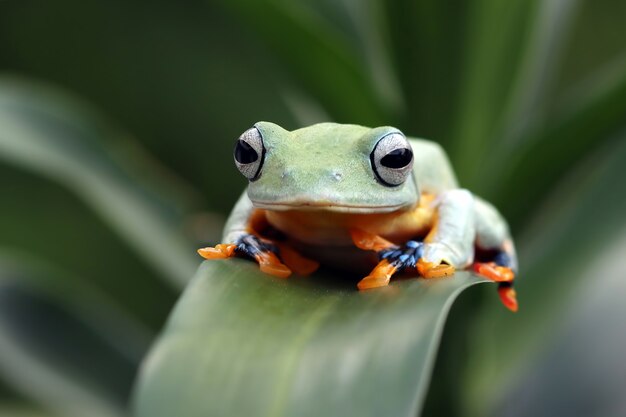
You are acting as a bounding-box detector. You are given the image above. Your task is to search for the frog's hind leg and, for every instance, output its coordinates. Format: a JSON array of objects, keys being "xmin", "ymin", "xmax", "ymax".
[
  {"xmin": 350, "ymin": 229, "xmax": 398, "ymax": 253},
  {"xmin": 473, "ymin": 251, "xmax": 518, "ymax": 313},
  {"xmin": 275, "ymin": 242, "xmax": 320, "ymax": 276},
  {"xmin": 473, "ymin": 197, "xmax": 519, "ymax": 311}
]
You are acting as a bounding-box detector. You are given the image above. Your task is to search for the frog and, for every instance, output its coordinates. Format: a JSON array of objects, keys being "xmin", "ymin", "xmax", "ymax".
[{"xmin": 198, "ymin": 122, "xmax": 519, "ymax": 311}]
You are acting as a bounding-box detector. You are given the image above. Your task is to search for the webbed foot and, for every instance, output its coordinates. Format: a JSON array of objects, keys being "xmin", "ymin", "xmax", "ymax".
[
  {"xmin": 198, "ymin": 234, "xmax": 291, "ymax": 278},
  {"xmin": 357, "ymin": 259, "xmax": 397, "ymax": 290},
  {"xmin": 417, "ymin": 242, "xmax": 458, "ymax": 278},
  {"xmin": 416, "ymin": 259, "xmax": 456, "ymax": 278},
  {"xmin": 197, "ymin": 243, "xmax": 237, "ymax": 259},
  {"xmin": 473, "ymin": 251, "xmax": 518, "ymax": 312},
  {"xmin": 275, "ymin": 242, "xmax": 320, "ymax": 276},
  {"xmin": 497, "ymin": 283, "xmax": 518, "ymax": 313},
  {"xmin": 350, "ymin": 229, "xmax": 397, "ymax": 252},
  {"xmin": 198, "ymin": 234, "xmax": 320, "ymax": 279},
  {"xmin": 352, "ymin": 229, "xmax": 432, "ymax": 290},
  {"xmin": 472, "ymin": 262, "xmax": 514, "ymax": 282}
]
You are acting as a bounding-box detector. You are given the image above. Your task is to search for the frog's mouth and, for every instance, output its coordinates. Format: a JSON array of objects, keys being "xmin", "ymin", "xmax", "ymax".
[{"xmin": 251, "ymin": 200, "xmax": 409, "ymax": 213}]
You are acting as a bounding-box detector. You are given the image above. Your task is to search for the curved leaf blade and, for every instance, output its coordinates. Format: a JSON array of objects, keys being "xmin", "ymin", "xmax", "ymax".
[{"xmin": 133, "ymin": 261, "xmax": 485, "ymax": 417}]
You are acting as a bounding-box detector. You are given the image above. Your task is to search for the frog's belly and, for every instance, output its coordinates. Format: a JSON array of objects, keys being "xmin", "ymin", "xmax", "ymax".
[
  {"xmin": 265, "ymin": 203, "xmax": 434, "ymax": 246},
  {"xmin": 264, "ymin": 203, "xmax": 435, "ymax": 272}
]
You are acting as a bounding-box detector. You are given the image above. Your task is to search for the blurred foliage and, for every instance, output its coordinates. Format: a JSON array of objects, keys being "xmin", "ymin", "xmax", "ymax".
[{"xmin": 0, "ymin": 0, "xmax": 625, "ymax": 416}]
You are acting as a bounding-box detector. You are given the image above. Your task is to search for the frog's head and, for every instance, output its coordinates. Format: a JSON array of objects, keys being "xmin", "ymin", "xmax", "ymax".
[{"xmin": 233, "ymin": 122, "xmax": 419, "ymax": 213}]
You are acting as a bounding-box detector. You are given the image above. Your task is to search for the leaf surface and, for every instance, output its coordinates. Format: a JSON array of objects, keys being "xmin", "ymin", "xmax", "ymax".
[{"xmin": 133, "ymin": 260, "xmax": 486, "ymax": 417}]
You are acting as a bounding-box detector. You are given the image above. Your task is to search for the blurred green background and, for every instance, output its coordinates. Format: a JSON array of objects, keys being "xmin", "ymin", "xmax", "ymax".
[{"xmin": 1, "ymin": 0, "xmax": 625, "ymax": 416}]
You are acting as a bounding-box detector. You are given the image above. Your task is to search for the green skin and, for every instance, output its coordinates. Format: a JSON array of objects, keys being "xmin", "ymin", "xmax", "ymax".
[
  {"xmin": 247, "ymin": 122, "xmax": 443, "ymax": 212},
  {"xmin": 224, "ymin": 122, "xmax": 517, "ymax": 272}
]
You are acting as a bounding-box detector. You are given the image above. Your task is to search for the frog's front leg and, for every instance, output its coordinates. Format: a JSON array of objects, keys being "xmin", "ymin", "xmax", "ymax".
[
  {"xmin": 418, "ymin": 189, "xmax": 475, "ymax": 277},
  {"xmin": 199, "ymin": 231, "xmax": 320, "ymax": 278},
  {"xmin": 423, "ymin": 190, "xmax": 519, "ymax": 311},
  {"xmin": 199, "ymin": 233, "xmax": 292, "ymax": 278},
  {"xmin": 198, "ymin": 192, "xmax": 319, "ymax": 278},
  {"xmin": 420, "ymin": 190, "xmax": 518, "ymax": 278},
  {"xmin": 350, "ymin": 230, "xmax": 427, "ymax": 289}
]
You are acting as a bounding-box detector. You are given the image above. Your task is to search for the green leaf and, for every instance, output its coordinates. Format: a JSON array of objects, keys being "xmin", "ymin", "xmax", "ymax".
[
  {"xmin": 0, "ymin": 77, "xmax": 197, "ymax": 288},
  {"xmin": 0, "ymin": 253, "xmax": 149, "ymax": 417},
  {"xmin": 133, "ymin": 260, "xmax": 486, "ymax": 417}
]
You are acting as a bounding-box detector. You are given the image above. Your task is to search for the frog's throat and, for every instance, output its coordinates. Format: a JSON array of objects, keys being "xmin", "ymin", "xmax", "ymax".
[{"xmin": 251, "ymin": 200, "xmax": 414, "ymax": 214}]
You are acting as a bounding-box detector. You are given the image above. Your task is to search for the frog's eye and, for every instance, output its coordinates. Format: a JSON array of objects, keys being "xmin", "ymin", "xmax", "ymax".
[
  {"xmin": 234, "ymin": 127, "xmax": 265, "ymax": 181},
  {"xmin": 370, "ymin": 132, "xmax": 414, "ymax": 186}
]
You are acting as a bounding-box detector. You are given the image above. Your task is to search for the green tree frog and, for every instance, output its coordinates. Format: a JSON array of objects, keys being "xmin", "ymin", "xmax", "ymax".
[{"xmin": 198, "ymin": 122, "xmax": 518, "ymax": 311}]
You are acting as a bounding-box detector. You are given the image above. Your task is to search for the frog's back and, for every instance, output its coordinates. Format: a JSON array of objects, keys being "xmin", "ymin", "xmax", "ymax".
[{"xmin": 407, "ymin": 137, "xmax": 458, "ymax": 194}]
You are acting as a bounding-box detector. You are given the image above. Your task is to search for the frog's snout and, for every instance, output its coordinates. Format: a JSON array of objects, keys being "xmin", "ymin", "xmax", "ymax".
[{"xmin": 280, "ymin": 168, "xmax": 343, "ymax": 182}]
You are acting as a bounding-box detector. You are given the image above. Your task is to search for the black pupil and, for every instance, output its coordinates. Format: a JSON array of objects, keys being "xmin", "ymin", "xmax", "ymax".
[
  {"xmin": 380, "ymin": 148, "xmax": 412, "ymax": 168},
  {"xmin": 234, "ymin": 140, "xmax": 258, "ymax": 164}
]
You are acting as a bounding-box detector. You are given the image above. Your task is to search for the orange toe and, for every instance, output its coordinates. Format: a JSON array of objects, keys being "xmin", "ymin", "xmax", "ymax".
[
  {"xmin": 498, "ymin": 285, "xmax": 519, "ymax": 312},
  {"xmin": 276, "ymin": 243, "xmax": 319, "ymax": 276},
  {"xmin": 357, "ymin": 259, "xmax": 397, "ymax": 290},
  {"xmin": 473, "ymin": 262, "xmax": 514, "ymax": 282},
  {"xmin": 255, "ymin": 252, "xmax": 291, "ymax": 279},
  {"xmin": 357, "ymin": 275, "xmax": 391, "ymax": 290},
  {"xmin": 197, "ymin": 244, "xmax": 237, "ymax": 259},
  {"xmin": 350, "ymin": 229, "xmax": 396, "ymax": 252},
  {"xmin": 417, "ymin": 259, "xmax": 455, "ymax": 278}
]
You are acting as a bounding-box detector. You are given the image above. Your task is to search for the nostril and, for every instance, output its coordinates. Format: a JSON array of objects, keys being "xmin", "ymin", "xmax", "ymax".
[{"xmin": 331, "ymin": 171, "xmax": 343, "ymax": 181}]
